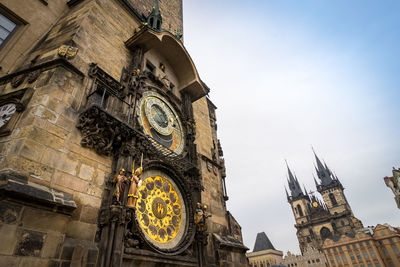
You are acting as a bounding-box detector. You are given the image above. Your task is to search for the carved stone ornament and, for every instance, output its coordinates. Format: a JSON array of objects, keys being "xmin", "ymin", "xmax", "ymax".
[
  {"xmin": 58, "ymin": 45, "xmax": 79, "ymax": 60},
  {"xmin": 76, "ymin": 106, "xmax": 134, "ymax": 155},
  {"xmin": 11, "ymin": 74, "xmax": 26, "ymax": 88},
  {"xmin": 27, "ymin": 70, "xmax": 41, "ymax": 84}
]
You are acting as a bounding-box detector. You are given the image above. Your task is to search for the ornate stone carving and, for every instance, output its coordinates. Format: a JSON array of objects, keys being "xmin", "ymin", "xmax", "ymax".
[
  {"xmin": 76, "ymin": 106, "xmax": 134, "ymax": 155},
  {"xmin": 88, "ymin": 63, "xmax": 124, "ymax": 96},
  {"xmin": 11, "ymin": 74, "xmax": 26, "ymax": 88},
  {"xmin": 27, "ymin": 70, "xmax": 41, "ymax": 83},
  {"xmin": 58, "ymin": 45, "xmax": 79, "ymax": 60}
]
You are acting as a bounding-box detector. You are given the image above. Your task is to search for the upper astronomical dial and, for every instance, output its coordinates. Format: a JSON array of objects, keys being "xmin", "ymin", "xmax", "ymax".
[
  {"xmin": 145, "ymin": 97, "xmax": 175, "ymax": 136},
  {"xmin": 137, "ymin": 91, "xmax": 185, "ymax": 155}
]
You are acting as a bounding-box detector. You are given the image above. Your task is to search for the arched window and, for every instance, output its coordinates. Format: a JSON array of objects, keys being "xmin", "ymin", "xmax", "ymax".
[
  {"xmin": 307, "ymin": 236, "xmax": 311, "ymax": 243},
  {"xmin": 329, "ymin": 193, "xmax": 337, "ymax": 206},
  {"xmin": 320, "ymin": 227, "xmax": 332, "ymax": 239},
  {"xmin": 297, "ymin": 204, "xmax": 304, "ymax": 216},
  {"xmin": 341, "ymin": 220, "xmax": 345, "ymax": 226},
  {"xmin": 156, "ymin": 20, "xmax": 161, "ymax": 31}
]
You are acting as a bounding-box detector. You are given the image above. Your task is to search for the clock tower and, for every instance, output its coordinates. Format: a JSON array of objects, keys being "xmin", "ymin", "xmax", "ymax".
[{"xmin": 0, "ymin": 0, "xmax": 247, "ymax": 266}]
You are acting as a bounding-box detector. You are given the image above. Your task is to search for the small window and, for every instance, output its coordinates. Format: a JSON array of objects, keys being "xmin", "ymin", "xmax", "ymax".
[
  {"xmin": 350, "ymin": 253, "xmax": 355, "ymax": 261},
  {"xmin": 145, "ymin": 61, "xmax": 155, "ymax": 73},
  {"xmin": 370, "ymin": 249, "xmax": 376, "ymax": 258},
  {"xmin": 159, "ymin": 62, "xmax": 165, "ymax": 72},
  {"xmin": 329, "ymin": 193, "xmax": 337, "ymax": 206},
  {"xmin": 383, "ymin": 248, "xmax": 389, "ymax": 257},
  {"xmin": 0, "ymin": 12, "xmax": 17, "ymax": 49},
  {"xmin": 363, "ymin": 250, "xmax": 369, "ymax": 259},
  {"xmin": 393, "ymin": 246, "xmax": 399, "ymax": 255}
]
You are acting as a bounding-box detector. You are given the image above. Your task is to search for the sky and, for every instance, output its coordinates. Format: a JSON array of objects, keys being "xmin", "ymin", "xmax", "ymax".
[{"xmin": 182, "ymin": 0, "xmax": 400, "ymax": 254}]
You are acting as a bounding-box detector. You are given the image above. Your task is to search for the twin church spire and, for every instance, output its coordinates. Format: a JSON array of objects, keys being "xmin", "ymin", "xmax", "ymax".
[{"xmin": 286, "ymin": 150, "xmax": 342, "ymax": 199}]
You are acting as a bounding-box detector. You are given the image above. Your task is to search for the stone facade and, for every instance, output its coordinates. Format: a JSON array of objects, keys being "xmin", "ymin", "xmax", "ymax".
[
  {"xmin": 0, "ymin": 0, "xmax": 247, "ymax": 266},
  {"xmin": 282, "ymin": 247, "xmax": 327, "ymax": 267},
  {"xmin": 286, "ymin": 153, "xmax": 363, "ymax": 253},
  {"xmin": 322, "ymin": 224, "xmax": 400, "ymax": 267}
]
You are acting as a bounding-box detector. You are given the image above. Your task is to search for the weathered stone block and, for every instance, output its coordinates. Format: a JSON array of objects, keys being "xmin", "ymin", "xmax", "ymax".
[
  {"xmin": 15, "ymin": 229, "xmax": 46, "ymax": 257},
  {"xmin": 22, "ymin": 207, "xmax": 69, "ymax": 233},
  {"xmin": 0, "ymin": 201, "xmax": 22, "ymax": 224},
  {"xmin": 78, "ymin": 164, "xmax": 94, "ymax": 181},
  {"xmin": 56, "ymin": 115, "xmax": 75, "ymax": 131},
  {"xmin": 53, "ymin": 171, "xmax": 88, "ymax": 193},
  {"xmin": 42, "ymin": 149, "xmax": 78, "ymax": 176},
  {"xmin": 80, "ymin": 205, "xmax": 98, "ymax": 224},
  {"xmin": 4, "ymin": 156, "xmax": 53, "ymax": 182},
  {"xmin": 0, "ymin": 224, "xmax": 19, "ymax": 255},
  {"xmin": 32, "ymin": 105, "xmax": 59, "ymax": 124},
  {"xmin": 19, "ymin": 139, "xmax": 45, "ymax": 161},
  {"xmin": 28, "ymin": 127, "xmax": 64, "ymax": 150},
  {"xmin": 45, "ymin": 121, "xmax": 69, "ymax": 139},
  {"xmin": 18, "ymin": 257, "xmax": 50, "ymax": 267},
  {"xmin": 0, "ymin": 255, "xmax": 20, "ymax": 267},
  {"xmin": 66, "ymin": 220, "xmax": 97, "ymax": 241},
  {"xmin": 41, "ymin": 231, "xmax": 64, "ymax": 258},
  {"xmin": 73, "ymin": 192, "xmax": 101, "ymax": 208}
]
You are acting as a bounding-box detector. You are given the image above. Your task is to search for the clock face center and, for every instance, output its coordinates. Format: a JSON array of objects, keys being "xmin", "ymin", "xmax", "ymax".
[
  {"xmin": 152, "ymin": 197, "xmax": 168, "ymax": 219},
  {"xmin": 152, "ymin": 104, "xmax": 168, "ymax": 128}
]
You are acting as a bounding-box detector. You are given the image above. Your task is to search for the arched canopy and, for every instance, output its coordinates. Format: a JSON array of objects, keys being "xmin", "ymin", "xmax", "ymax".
[{"xmin": 125, "ymin": 27, "xmax": 209, "ymax": 102}]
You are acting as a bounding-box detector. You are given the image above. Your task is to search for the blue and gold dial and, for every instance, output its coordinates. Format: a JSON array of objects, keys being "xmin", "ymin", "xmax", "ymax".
[{"xmin": 137, "ymin": 91, "xmax": 184, "ymax": 155}]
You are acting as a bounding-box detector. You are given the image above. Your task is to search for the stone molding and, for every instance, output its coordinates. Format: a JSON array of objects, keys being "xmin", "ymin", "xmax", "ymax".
[{"xmin": 0, "ymin": 170, "xmax": 77, "ymax": 214}]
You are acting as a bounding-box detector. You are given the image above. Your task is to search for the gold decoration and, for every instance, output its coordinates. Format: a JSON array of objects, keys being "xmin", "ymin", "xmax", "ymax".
[
  {"xmin": 58, "ymin": 45, "xmax": 79, "ymax": 60},
  {"xmin": 136, "ymin": 175, "xmax": 182, "ymax": 243},
  {"xmin": 312, "ymin": 202, "xmax": 319, "ymax": 207}
]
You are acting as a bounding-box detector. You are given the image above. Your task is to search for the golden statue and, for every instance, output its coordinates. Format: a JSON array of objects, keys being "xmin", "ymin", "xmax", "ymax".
[
  {"xmin": 194, "ymin": 202, "xmax": 212, "ymax": 232},
  {"xmin": 126, "ymin": 167, "xmax": 143, "ymax": 208},
  {"xmin": 113, "ymin": 169, "xmax": 130, "ymax": 204}
]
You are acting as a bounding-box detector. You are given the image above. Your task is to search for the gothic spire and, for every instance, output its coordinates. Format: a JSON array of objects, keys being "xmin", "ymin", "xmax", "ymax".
[
  {"xmin": 286, "ymin": 160, "xmax": 303, "ymax": 198},
  {"xmin": 312, "ymin": 148, "xmax": 334, "ymax": 186}
]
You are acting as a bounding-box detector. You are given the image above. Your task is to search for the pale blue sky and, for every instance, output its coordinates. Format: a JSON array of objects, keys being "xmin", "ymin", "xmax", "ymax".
[{"xmin": 183, "ymin": 0, "xmax": 400, "ymax": 254}]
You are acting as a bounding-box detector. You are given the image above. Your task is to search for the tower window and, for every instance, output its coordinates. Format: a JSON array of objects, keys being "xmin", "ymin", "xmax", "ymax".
[
  {"xmin": 149, "ymin": 17, "xmax": 154, "ymax": 28},
  {"xmin": 329, "ymin": 193, "xmax": 337, "ymax": 206},
  {"xmin": 320, "ymin": 227, "xmax": 332, "ymax": 239},
  {"xmin": 156, "ymin": 19, "xmax": 161, "ymax": 31},
  {"xmin": 0, "ymin": 12, "xmax": 18, "ymax": 49},
  {"xmin": 296, "ymin": 204, "xmax": 304, "ymax": 216},
  {"xmin": 146, "ymin": 60, "xmax": 155, "ymax": 73}
]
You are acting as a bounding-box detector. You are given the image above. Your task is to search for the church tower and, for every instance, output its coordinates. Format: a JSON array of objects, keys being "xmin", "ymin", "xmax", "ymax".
[
  {"xmin": 286, "ymin": 163, "xmax": 310, "ymax": 226},
  {"xmin": 286, "ymin": 151, "xmax": 363, "ymax": 253}
]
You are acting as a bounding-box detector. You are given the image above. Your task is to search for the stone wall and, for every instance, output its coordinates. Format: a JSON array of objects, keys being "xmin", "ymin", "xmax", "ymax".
[
  {"xmin": 127, "ymin": 0, "xmax": 183, "ymax": 35},
  {"xmin": 0, "ymin": 0, "xmax": 69, "ymax": 76}
]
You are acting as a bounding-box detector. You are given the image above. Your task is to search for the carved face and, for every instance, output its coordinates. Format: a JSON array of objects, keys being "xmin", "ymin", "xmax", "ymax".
[{"xmin": 136, "ymin": 91, "xmax": 184, "ymax": 155}]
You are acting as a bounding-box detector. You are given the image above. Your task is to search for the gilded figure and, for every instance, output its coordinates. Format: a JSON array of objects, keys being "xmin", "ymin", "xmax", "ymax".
[{"xmin": 126, "ymin": 167, "xmax": 143, "ymax": 208}]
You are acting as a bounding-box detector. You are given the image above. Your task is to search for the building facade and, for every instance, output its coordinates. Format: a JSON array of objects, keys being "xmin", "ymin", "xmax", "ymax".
[
  {"xmin": 282, "ymin": 246, "xmax": 327, "ymax": 267},
  {"xmin": 247, "ymin": 232, "xmax": 284, "ymax": 267},
  {"xmin": 322, "ymin": 224, "xmax": 400, "ymax": 267},
  {"xmin": 0, "ymin": 0, "xmax": 247, "ymax": 266},
  {"xmin": 286, "ymin": 152, "xmax": 363, "ymax": 253},
  {"xmin": 384, "ymin": 167, "xmax": 400, "ymax": 209}
]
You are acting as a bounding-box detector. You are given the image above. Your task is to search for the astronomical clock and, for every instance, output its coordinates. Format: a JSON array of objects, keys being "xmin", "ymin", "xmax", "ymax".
[
  {"xmin": 136, "ymin": 91, "xmax": 185, "ymax": 156},
  {"xmin": 130, "ymin": 89, "xmax": 195, "ymax": 255}
]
